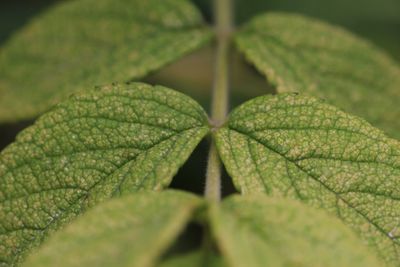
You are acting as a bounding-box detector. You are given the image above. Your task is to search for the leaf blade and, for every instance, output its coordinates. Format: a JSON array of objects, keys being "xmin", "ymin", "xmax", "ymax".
[
  {"xmin": 0, "ymin": 82, "xmax": 209, "ymax": 265},
  {"xmin": 235, "ymin": 12, "xmax": 400, "ymax": 138},
  {"xmin": 159, "ymin": 251, "xmax": 226, "ymax": 267},
  {"xmin": 209, "ymin": 195, "xmax": 382, "ymax": 267},
  {"xmin": 21, "ymin": 190, "xmax": 202, "ymax": 267},
  {"xmin": 0, "ymin": 0, "xmax": 212, "ymax": 122},
  {"xmin": 215, "ymin": 93, "xmax": 400, "ymax": 265}
]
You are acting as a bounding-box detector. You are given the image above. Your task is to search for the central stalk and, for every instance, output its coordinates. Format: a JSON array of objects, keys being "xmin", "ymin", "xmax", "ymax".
[{"xmin": 204, "ymin": 0, "xmax": 233, "ymax": 202}]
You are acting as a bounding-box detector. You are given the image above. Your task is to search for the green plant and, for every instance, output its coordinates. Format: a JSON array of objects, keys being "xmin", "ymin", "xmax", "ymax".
[{"xmin": 0, "ymin": 0, "xmax": 399, "ymax": 266}]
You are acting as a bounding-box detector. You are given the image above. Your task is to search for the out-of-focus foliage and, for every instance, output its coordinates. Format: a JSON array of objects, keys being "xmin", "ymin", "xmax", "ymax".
[
  {"xmin": 236, "ymin": 12, "xmax": 400, "ymax": 138},
  {"xmin": 0, "ymin": 0, "xmax": 211, "ymax": 123},
  {"xmin": 194, "ymin": 0, "xmax": 400, "ymax": 60},
  {"xmin": 209, "ymin": 195, "xmax": 382, "ymax": 267},
  {"xmin": 23, "ymin": 191, "xmax": 203, "ymax": 267}
]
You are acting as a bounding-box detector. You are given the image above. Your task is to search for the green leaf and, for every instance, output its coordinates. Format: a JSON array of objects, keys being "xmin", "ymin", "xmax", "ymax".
[
  {"xmin": 0, "ymin": 0, "xmax": 211, "ymax": 123},
  {"xmin": 21, "ymin": 190, "xmax": 202, "ymax": 267},
  {"xmin": 209, "ymin": 195, "xmax": 382, "ymax": 267},
  {"xmin": 235, "ymin": 12, "xmax": 400, "ymax": 138},
  {"xmin": 159, "ymin": 251, "xmax": 226, "ymax": 267},
  {"xmin": 215, "ymin": 93, "xmax": 400, "ymax": 265},
  {"xmin": 0, "ymin": 82, "xmax": 210, "ymax": 265}
]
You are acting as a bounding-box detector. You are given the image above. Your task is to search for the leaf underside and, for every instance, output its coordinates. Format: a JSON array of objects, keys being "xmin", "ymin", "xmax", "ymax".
[
  {"xmin": 0, "ymin": 0, "xmax": 211, "ymax": 123},
  {"xmin": 22, "ymin": 191, "xmax": 202, "ymax": 267},
  {"xmin": 215, "ymin": 93, "xmax": 400, "ymax": 266},
  {"xmin": 209, "ymin": 195, "xmax": 382, "ymax": 267},
  {"xmin": 0, "ymin": 82, "xmax": 209, "ymax": 265},
  {"xmin": 236, "ymin": 12, "xmax": 400, "ymax": 138}
]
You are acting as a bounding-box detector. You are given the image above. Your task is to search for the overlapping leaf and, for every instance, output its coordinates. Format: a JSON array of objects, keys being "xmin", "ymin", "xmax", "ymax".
[
  {"xmin": 160, "ymin": 251, "xmax": 226, "ymax": 267},
  {"xmin": 0, "ymin": 0, "xmax": 211, "ymax": 122},
  {"xmin": 0, "ymin": 83, "xmax": 210, "ymax": 265},
  {"xmin": 215, "ymin": 93, "xmax": 400, "ymax": 265},
  {"xmin": 209, "ymin": 195, "xmax": 382, "ymax": 267},
  {"xmin": 22, "ymin": 191, "xmax": 202, "ymax": 267},
  {"xmin": 236, "ymin": 12, "xmax": 400, "ymax": 138}
]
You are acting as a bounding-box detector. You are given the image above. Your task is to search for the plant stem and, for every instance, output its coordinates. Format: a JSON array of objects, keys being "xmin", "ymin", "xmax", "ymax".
[
  {"xmin": 205, "ymin": 143, "xmax": 221, "ymax": 201},
  {"xmin": 204, "ymin": 0, "xmax": 233, "ymax": 202},
  {"xmin": 211, "ymin": 0, "xmax": 231, "ymax": 124}
]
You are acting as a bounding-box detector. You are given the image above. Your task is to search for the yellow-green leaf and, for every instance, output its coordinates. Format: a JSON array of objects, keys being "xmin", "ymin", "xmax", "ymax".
[
  {"xmin": 236, "ymin": 12, "xmax": 400, "ymax": 138},
  {"xmin": 22, "ymin": 191, "xmax": 202, "ymax": 267},
  {"xmin": 0, "ymin": 82, "xmax": 210, "ymax": 265},
  {"xmin": 215, "ymin": 93, "xmax": 400, "ymax": 266},
  {"xmin": 0, "ymin": 0, "xmax": 212, "ymax": 123},
  {"xmin": 159, "ymin": 251, "xmax": 226, "ymax": 267},
  {"xmin": 209, "ymin": 195, "xmax": 382, "ymax": 267}
]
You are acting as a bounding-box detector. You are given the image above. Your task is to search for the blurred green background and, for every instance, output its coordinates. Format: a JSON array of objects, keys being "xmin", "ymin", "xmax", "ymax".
[
  {"xmin": 0, "ymin": 0, "xmax": 399, "ymax": 195},
  {"xmin": 195, "ymin": 0, "xmax": 400, "ymax": 60}
]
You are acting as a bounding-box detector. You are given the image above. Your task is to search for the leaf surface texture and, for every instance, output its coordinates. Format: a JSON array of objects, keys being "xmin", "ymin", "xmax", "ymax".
[
  {"xmin": 0, "ymin": 82, "xmax": 209, "ymax": 265},
  {"xmin": 215, "ymin": 93, "xmax": 400, "ymax": 265}
]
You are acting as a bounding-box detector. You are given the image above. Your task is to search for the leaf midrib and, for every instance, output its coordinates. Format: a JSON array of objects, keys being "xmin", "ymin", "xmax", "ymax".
[
  {"xmin": 227, "ymin": 127, "xmax": 400, "ymax": 248},
  {"xmin": 0, "ymin": 125, "xmax": 208, "ymax": 267},
  {"xmin": 1, "ymin": 126, "xmax": 206, "ymax": 202}
]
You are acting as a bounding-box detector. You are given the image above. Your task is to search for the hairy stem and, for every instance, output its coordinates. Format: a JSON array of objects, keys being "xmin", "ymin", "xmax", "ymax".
[
  {"xmin": 205, "ymin": 143, "xmax": 222, "ymax": 201},
  {"xmin": 204, "ymin": 0, "xmax": 233, "ymax": 202}
]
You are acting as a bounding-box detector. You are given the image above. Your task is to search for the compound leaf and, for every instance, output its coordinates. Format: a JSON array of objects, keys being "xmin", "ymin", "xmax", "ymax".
[
  {"xmin": 209, "ymin": 195, "xmax": 382, "ymax": 267},
  {"xmin": 215, "ymin": 93, "xmax": 400, "ymax": 265},
  {"xmin": 236, "ymin": 12, "xmax": 400, "ymax": 138},
  {"xmin": 0, "ymin": 0, "xmax": 212, "ymax": 122},
  {"xmin": 0, "ymin": 82, "xmax": 209, "ymax": 265},
  {"xmin": 22, "ymin": 190, "xmax": 202, "ymax": 267}
]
